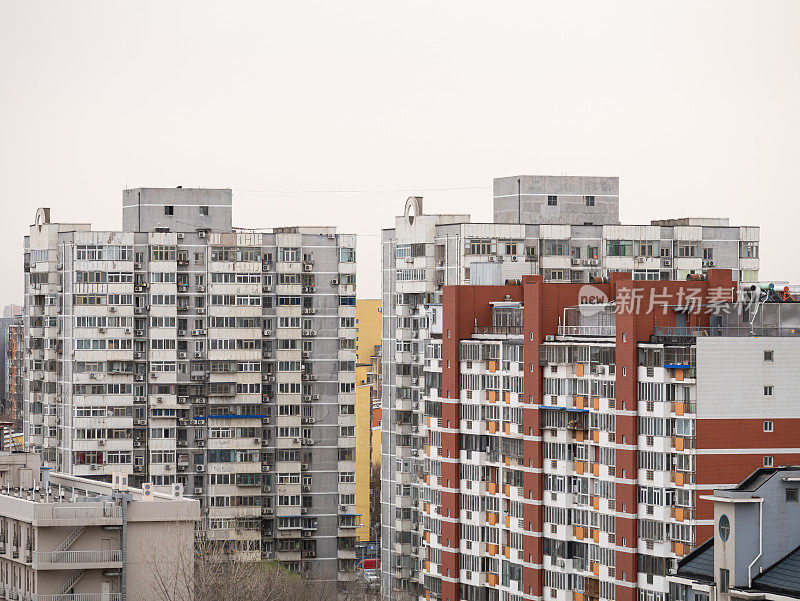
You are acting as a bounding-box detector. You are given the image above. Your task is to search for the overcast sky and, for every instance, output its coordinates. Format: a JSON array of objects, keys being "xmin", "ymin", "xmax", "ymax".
[{"xmin": 1, "ymin": 1, "xmax": 799, "ymax": 305}]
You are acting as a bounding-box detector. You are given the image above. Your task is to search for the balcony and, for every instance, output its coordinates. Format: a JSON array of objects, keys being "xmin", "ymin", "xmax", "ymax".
[
  {"xmin": 32, "ymin": 549, "xmax": 122, "ymax": 568},
  {"xmin": 33, "ymin": 595, "xmax": 122, "ymax": 601},
  {"xmin": 473, "ymin": 325, "xmax": 523, "ymax": 336}
]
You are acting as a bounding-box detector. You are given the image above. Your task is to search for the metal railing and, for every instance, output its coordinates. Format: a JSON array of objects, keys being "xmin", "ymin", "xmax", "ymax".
[
  {"xmin": 32, "ymin": 550, "xmax": 122, "ymax": 564},
  {"xmin": 557, "ymin": 325, "xmax": 616, "ymax": 337},
  {"xmin": 474, "ymin": 325, "xmax": 523, "ymax": 335},
  {"xmin": 31, "ymin": 593, "xmax": 122, "ymax": 601},
  {"xmin": 654, "ymin": 326, "xmax": 800, "ymax": 338},
  {"xmin": 33, "ymin": 506, "xmax": 121, "ymax": 521}
]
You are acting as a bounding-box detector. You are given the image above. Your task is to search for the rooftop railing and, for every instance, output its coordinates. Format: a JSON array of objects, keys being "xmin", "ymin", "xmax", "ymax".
[{"xmin": 474, "ymin": 325, "xmax": 524, "ymax": 335}]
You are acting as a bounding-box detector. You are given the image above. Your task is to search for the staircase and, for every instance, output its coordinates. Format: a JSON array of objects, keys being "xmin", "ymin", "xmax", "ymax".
[
  {"xmin": 54, "ymin": 527, "xmax": 85, "ymax": 553},
  {"xmin": 54, "ymin": 569, "xmax": 85, "ymax": 597}
]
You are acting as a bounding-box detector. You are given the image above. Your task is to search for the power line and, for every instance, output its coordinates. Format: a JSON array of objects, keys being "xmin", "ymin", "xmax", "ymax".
[{"xmin": 233, "ymin": 185, "xmax": 490, "ymax": 195}]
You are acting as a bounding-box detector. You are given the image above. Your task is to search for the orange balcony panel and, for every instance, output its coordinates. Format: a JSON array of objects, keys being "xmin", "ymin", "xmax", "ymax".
[
  {"xmin": 503, "ymin": 391, "xmax": 511, "ymax": 404},
  {"xmin": 503, "ymin": 484, "xmax": 511, "ymax": 496},
  {"xmin": 487, "ymin": 390, "xmax": 497, "ymax": 403},
  {"xmin": 488, "ymin": 421, "xmax": 498, "ymax": 434},
  {"xmin": 427, "ymin": 416, "xmax": 431, "ymax": 427},
  {"xmin": 675, "ymin": 368, "xmax": 684, "ymax": 382},
  {"xmin": 503, "ymin": 423, "xmax": 511, "ymax": 435},
  {"xmin": 591, "ymin": 496, "xmax": 600, "ymax": 510},
  {"xmin": 591, "ymin": 529, "xmax": 599, "ymax": 543},
  {"xmin": 574, "ymin": 593, "xmax": 584, "ymax": 601},
  {"xmin": 575, "ymin": 430, "xmax": 584, "ymax": 442},
  {"xmin": 487, "ymin": 543, "xmax": 498, "ymax": 556},
  {"xmin": 426, "ymin": 445, "xmax": 431, "ymax": 456},
  {"xmin": 425, "ymin": 502, "xmax": 430, "ymax": 513},
  {"xmin": 592, "ymin": 397, "xmax": 599, "ymax": 411},
  {"xmin": 504, "ymin": 454, "xmax": 511, "ymax": 466},
  {"xmin": 574, "ymin": 526, "xmax": 585, "ymax": 540},
  {"xmin": 486, "ymin": 482, "xmax": 497, "ymax": 495},
  {"xmin": 426, "ymin": 560, "xmax": 430, "ymax": 571},
  {"xmin": 426, "ymin": 474, "xmax": 431, "ymax": 485},
  {"xmin": 576, "ymin": 462, "xmax": 585, "ymax": 475},
  {"xmin": 591, "ymin": 561, "xmax": 600, "ymax": 576},
  {"xmin": 488, "ymin": 360, "xmax": 497, "ymax": 373},
  {"xmin": 674, "ymin": 471, "xmax": 685, "ymax": 486},
  {"xmin": 576, "ymin": 363, "xmax": 585, "ymax": 377},
  {"xmin": 425, "ymin": 532, "xmax": 430, "ymax": 543},
  {"xmin": 487, "ymin": 512, "xmax": 497, "ymax": 525},
  {"xmin": 674, "ymin": 437, "xmax": 685, "ymax": 452},
  {"xmin": 503, "ymin": 546, "xmax": 511, "ymax": 559},
  {"xmin": 675, "ymin": 507, "xmax": 685, "ymax": 522},
  {"xmin": 487, "ymin": 573, "xmax": 498, "ymax": 586},
  {"xmin": 673, "ymin": 402, "xmax": 684, "ymax": 417},
  {"xmin": 592, "ymin": 430, "xmax": 600, "ymax": 443},
  {"xmin": 575, "ymin": 396, "xmax": 585, "ymax": 410},
  {"xmin": 592, "ymin": 463, "xmax": 599, "ymax": 477},
  {"xmin": 505, "ymin": 515, "xmax": 511, "ymax": 528}
]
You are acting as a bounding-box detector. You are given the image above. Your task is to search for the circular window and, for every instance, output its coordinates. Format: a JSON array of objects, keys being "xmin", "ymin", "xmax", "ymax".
[{"xmin": 719, "ymin": 514, "xmax": 731, "ymax": 541}]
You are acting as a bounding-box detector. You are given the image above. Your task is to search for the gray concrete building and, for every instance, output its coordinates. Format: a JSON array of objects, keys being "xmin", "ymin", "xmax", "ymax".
[
  {"xmin": 670, "ymin": 466, "xmax": 800, "ymax": 601},
  {"xmin": 0, "ymin": 451, "xmax": 199, "ymax": 601},
  {"xmin": 22, "ymin": 189, "xmax": 359, "ymax": 585}
]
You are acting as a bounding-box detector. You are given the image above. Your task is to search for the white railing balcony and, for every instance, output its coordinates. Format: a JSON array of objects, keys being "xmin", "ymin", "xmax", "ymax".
[
  {"xmin": 32, "ymin": 550, "xmax": 122, "ymax": 564},
  {"xmin": 31, "ymin": 593, "xmax": 122, "ymax": 601},
  {"xmin": 557, "ymin": 324, "xmax": 616, "ymax": 337},
  {"xmin": 33, "ymin": 506, "xmax": 122, "ymax": 521}
]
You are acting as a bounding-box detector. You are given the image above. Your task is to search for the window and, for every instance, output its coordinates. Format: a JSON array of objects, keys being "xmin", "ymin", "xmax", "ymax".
[
  {"xmin": 786, "ymin": 488, "xmax": 799, "ymax": 502},
  {"xmin": 702, "ymin": 247, "xmax": 713, "ymax": 260},
  {"xmin": 764, "ymin": 421, "xmax": 774, "ymax": 432},
  {"xmin": 764, "ymin": 350, "xmax": 774, "ymax": 362},
  {"xmin": 764, "ymin": 456, "xmax": 774, "ymax": 467},
  {"xmin": 547, "ymin": 195, "xmax": 557, "ymax": 206},
  {"xmin": 718, "ymin": 515, "xmax": 730, "ymax": 541},
  {"xmin": 199, "ymin": 205, "xmax": 209, "ymax": 216},
  {"xmin": 584, "ymin": 195, "xmax": 595, "ymax": 206},
  {"xmin": 164, "ymin": 206, "xmax": 174, "ymax": 216},
  {"xmin": 719, "ymin": 568, "xmax": 730, "ymax": 592},
  {"xmin": 764, "ymin": 386, "xmax": 774, "ymax": 396}
]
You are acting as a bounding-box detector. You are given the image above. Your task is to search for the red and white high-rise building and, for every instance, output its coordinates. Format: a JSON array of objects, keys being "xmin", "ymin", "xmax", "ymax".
[{"xmin": 419, "ymin": 270, "xmax": 800, "ymax": 601}]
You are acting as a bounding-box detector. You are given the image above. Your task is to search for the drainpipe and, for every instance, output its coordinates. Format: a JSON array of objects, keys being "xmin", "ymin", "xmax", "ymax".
[{"xmin": 747, "ymin": 498, "xmax": 764, "ymax": 587}]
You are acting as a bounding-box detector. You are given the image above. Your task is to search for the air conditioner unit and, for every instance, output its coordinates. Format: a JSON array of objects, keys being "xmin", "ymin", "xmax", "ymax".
[
  {"xmin": 262, "ymin": 330, "xmax": 272, "ymax": 337},
  {"xmin": 293, "ymin": 437, "xmax": 301, "ymax": 444},
  {"xmin": 571, "ymin": 258, "xmax": 580, "ymax": 266},
  {"xmin": 194, "ymin": 351, "xmax": 202, "ymax": 358},
  {"xmin": 663, "ymin": 259, "xmax": 672, "ymax": 267},
  {"xmin": 330, "ymin": 279, "xmax": 339, "ymax": 285},
  {"xmin": 196, "ymin": 465, "xmax": 205, "ymax": 472},
  {"xmin": 197, "ymin": 440, "xmax": 205, "ymax": 447},
  {"xmin": 165, "ymin": 464, "xmax": 173, "ymax": 470},
  {"xmin": 545, "ymin": 335, "xmax": 555, "ymax": 341},
  {"xmin": 301, "ymin": 463, "xmax": 309, "ymax": 471},
  {"xmin": 98, "ymin": 327, "xmax": 107, "ymax": 334},
  {"xmin": 151, "ymin": 372, "xmax": 158, "ymax": 379},
  {"xmin": 302, "ymin": 485, "xmax": 310, "ymax": 492},
  {"xmin": 304, "ymin": 439, "xmax": 314, "ymax": 445},
  {"xmin": 109, "ymin": 306, "xmax": 117, "ymax": 313},
  {"xmin": 254, "ymin": 438, "xmax": 261, "ymax": 444},
  {"xmin": 90, "ymin": 464, "xmax": 98, "ymax": 471},
  {"xmin": 89, "ymin": 373, "xmax": 96, "ymax": 379},
  {"xmin": 197, "ymin": 285, "xmax": 206, "ymax": 292},
  {"xmin": 307, "ymin": 417, "xmax": 315, "ymax": 424},
  {"xmin": 636, "ymin": 256, "xmax": 645, "ymax": 263},
  {"xmin": 262, "ymin": 417, "xmax": 270, "ymax": 424},
  {"xmin": 178, "ymin": 352, "xmax": 187, "ymax": 359},
  {"xmin": 177, "ymin": 232, "xmax": 184, "ymax": 239},
  {"xmin": 97, "ymin": 439, "xmax": 105, "ymax": 446},
  {"xmin": 511, "ymin": 256, "xmax": 518, "ymax": 262},
  {"xmin": 597, "ymin": 365, "xmax": 606, "ymax": 374},
  {"xmin": 340, "ymin": 505, "xmax": 348, "ymax": 513},
  {"xmin": 196, "ymin": 308, "xmax": 205, "ymax": 314},
  {"xmin": 311, "ymin": 394, "xmax": 319, "ymax": 400},
  {"xmin": 177, "ymin": 465, "xmax": 185, "ymax": 472},
  {"xmin": 134, "ymin": 262, "xmax": 143, "ymax": 269},
  {"xmin": 262, "ymin": 285, "xmax": 272, "ymax": 293},
  {"xmin": 261, "ymin": 465, "xmax": 269, "ymax": 472},
  {"xmin": 198, "ymin": 231, "xmax": 206, "ymax": 238},
  {"xmin": 177, "ymin": 397, "xmax": 187, "ymax": 404},
  {"xmin": 135, "ymin": 375, "xmax": 144, "ymax": 381},
  {"xmin": 708, "ymin": 260, "xmax": 715, "ymax": 267},
  {"xmin": 194, "ymin": 487, "xmax": 202, "ymax": 494}
]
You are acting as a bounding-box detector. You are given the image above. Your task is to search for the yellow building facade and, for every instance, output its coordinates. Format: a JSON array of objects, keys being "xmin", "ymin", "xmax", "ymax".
[{"xmin": 355, "ymin": 299, "xmax": 381, "ymax": 542}]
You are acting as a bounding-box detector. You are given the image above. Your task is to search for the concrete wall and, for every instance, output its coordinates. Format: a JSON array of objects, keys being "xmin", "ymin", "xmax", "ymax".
[
  {"xmin": 493, "ymin": 175, "xmax": 620, "ymax": 226},
  {"xmin": 122, "ymin": 187, "xmax": 232, "ymax": 233}
]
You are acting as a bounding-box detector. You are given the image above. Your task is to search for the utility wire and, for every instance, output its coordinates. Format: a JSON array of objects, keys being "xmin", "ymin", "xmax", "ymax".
[{"xmin": 233, "ymin": 186, "xmax": 490, "ymax": 195}]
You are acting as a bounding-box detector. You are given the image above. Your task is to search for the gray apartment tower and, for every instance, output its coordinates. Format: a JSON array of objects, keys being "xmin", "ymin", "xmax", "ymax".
[
  {"xmin": 380, "ymin": 176, "xmax": 761, "ymax": 600},
  {"xmin": 22, "ymin": 188, "xmax": 359, "ymax": 586}
]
